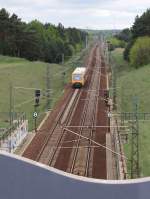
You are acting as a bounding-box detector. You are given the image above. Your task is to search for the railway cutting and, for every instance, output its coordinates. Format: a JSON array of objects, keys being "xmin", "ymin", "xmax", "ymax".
[{"xmin": 23, "ymin": 42, "xmax": 120, "ymax": 179}]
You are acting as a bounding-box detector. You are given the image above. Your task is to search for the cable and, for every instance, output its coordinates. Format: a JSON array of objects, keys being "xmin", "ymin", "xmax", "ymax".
[
  {"xmin": 14, "ymin": 98, "xmax": 35, "ymax": 108},
  {"xmin": 63, "ymin": 127, "xmax": 128, "ymax": 160}
]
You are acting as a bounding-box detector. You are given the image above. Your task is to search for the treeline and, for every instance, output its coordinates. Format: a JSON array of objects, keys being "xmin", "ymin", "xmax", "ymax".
[
  {"xmin": 0, "ymin": 8, "xmax": 87, "ymax": 63},
  {"xmin": 113, "ymin": 9, "xmax": 150, "ymax": 68}
]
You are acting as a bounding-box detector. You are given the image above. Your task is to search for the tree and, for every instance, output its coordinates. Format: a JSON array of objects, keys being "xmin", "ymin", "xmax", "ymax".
[
  {"xmin": 124, "ymin": 9, "xmax": 150, "ymax": 61},
  {"xmin": 0, "ymin": 8, "xmax": 10, "ymax": 54},
  {"xmin": 9, "ymin": 13, "xmax": 24, "ymax": 56},
  {"xmin": 115, "ymin": 28, "xmax": 131, "ymax": 42},
  {"xmin": 129, "ymin": 36, "xmax": 150, "ymax": 68},
  {"xmin": 123, "ymin": 40, "xmax": 134, "ymax": 61},
  {"xmin": 132, "ymin": 10, "xmax": 150, "ymax": 38},
  {"xmin": 0, "ymin": 8, "xmax": 87, "ymax": 62}
]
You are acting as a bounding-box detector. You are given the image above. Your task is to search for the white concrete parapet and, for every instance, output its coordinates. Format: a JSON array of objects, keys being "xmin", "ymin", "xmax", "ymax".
[
  {"xmin": 0, "ymin": 151, "xmax": 150, "ymax": 199},
  {"xmin": 0, "ymin": 120, "xmax": 28, "ymax": 153}
]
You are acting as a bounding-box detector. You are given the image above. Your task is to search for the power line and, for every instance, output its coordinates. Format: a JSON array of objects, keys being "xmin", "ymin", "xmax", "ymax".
[
  {"xmin": 14, "ymin": 98, "xmax": 35, "ymax": 108},
  {"xmin": 63, "ymin": 127, "xmax": 128, "ymax": 160},
  {"xmin": 14, "ymin": 86, "xmax": 44, "ymax": 90}
]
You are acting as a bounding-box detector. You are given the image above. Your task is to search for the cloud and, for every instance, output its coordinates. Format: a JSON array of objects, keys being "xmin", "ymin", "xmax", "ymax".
[{"xmin": 0, "ymin": 0, "xmax": 149, "ymax": 29}]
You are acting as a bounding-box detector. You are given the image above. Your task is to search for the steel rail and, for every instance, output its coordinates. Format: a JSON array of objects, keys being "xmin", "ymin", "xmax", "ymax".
[
  {"xmin": 35, "ymin": 89, "xmax": 75, "ymax": 162},
  {"xmin": 69, "ymin": 45, "xmax": 101, "ymax": 176}
]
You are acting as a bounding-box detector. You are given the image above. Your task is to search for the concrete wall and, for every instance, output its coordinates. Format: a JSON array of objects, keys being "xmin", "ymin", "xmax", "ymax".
[
  {"xmin": 0, "ymin": 151, "xmax": 150, "ymax": 199},
  {"xmin": 0, "ymin": 120, "xmax": 28, "ymax": 153}
]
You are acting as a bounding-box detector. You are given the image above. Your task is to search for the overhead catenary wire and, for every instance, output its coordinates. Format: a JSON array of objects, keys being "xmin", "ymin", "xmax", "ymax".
[
  {"xmin": 63, "ymin": 127, "xmax": 128, "ymax": 160},
  {"xmin": 64, "ymin": 125, "xmax": 128, "ymax": 128},
  {"xmin": 14, "ymin": 86, "xmax": 52, "ymax": 91},
  {"xmin": 40, "ymin": 146, "xmax": 100, "ymax": 149},
  {"xmin": 14, "ymin": 95, "xmax": 64, "ymax": 109},
  {"xmin": 14, "ymin": 98, "xmax": 35, "ymax": 108},
  {"xmin": 52, "ymin": 53, "xmax": 85, "ymax": 77}
]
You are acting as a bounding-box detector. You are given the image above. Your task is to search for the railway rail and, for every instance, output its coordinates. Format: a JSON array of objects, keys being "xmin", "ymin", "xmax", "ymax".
[
  {"xmin": 23, "ymin": 42, "xmax": 113, "ymax": 179},
  {"xmin": 67, "ymin": 45, "xmax": 102, "ymax": 177},
  {"xmin": 36, "ymin": 89, "xmax": 81, "ymax": 165}
]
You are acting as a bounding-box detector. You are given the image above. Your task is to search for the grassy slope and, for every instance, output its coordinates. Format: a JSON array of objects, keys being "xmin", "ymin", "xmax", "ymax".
[
  {"xmin": 111, "ymin": 48, "xmax": 150, "ymax": 177},
  {"xmin": 0, "ymin": 50, "xmax": 85, "ymax": 130}
]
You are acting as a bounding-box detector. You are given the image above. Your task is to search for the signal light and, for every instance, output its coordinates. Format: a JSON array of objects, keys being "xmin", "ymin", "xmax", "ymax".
[
  {"xmin": 35, "ymin": 89, "xmax": 41, "ymax": 97},
  {"xmin": 35, "ymin": 90, "xmax": 40, "ymax": 106}
]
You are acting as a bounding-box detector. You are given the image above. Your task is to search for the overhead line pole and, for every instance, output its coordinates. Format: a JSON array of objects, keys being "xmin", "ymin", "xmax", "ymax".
[
  {"xmin": 131, "ymin": 97, "xmax": 140, "ymax": 179},
  {"xmin": 9, "ymin": 83, "xmax": 14, "ymax": 153},
  {"xmin": 46, "ymin": 64, "xmax": 51, "ymax": 111},
  {"xmin": 9, "ymin": 83, "xmax": 13, "ymax": 127}
]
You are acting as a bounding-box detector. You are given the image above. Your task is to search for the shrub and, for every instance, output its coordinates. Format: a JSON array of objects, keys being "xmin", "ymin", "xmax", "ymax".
[
  {"xmin": 108, "ymin": 37, "xmax": 126, "ymax": 50},
  {"xmin": 129, "ymin": 36, "xmax": 150, "ymax": 68},
  {"xmin": 123, "ymin": 40, "xmax": 134, "ymax": 61}
]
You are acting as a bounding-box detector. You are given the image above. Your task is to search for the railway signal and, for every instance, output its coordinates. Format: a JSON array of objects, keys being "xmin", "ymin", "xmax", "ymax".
[
  {"xmin": 35, "ymin": 89, "xmax": 41, "ymax": 106},
  {"xmin": 34, "ymin": 89, "xmax": 41, "ymax": 132}
]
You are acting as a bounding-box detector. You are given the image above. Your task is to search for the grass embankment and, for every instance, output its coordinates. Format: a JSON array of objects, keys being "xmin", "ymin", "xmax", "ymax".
[
  {"xmin": 111, "ymin": 48, "xmax": 150, "ymax": 177},
  {"xmin": 0, "ymin": 49, "xmax": 86, "ymax": 130}
]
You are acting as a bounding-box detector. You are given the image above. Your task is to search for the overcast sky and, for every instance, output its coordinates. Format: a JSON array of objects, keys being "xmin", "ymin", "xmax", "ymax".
[{"xmin": 0, "ymin": 0, "xmax": 149, "ymax": 29}]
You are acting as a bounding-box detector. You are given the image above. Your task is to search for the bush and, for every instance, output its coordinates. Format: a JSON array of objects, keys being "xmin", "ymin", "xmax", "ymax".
[
  {"xmin": 124, "ymin": 9, "xmax": 150, "ymax": 61},
  {"xmin": 129, "ymin": 36, "xmax": 150, "ymax": 68},
  {"xmin": 123, "ymin": 40, "xmax": 135, "ymax": 61},
  {"xmin": 108, "ymin": 37, "xmax": 126, "ymax": 50}
]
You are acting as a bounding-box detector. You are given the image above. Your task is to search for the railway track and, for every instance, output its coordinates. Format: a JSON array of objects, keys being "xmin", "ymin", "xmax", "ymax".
[
  {"xmin": 23, "ymin": 43, "xmax": 110, "ymax": 179},
  {"xmin": 49, "ymin": 43, "xmax": 108, "ymax": 178},
  {"xmin": 36, "ymin": 89, "xmax": 81, "ymax": 165},
  {"xmin": 92, "ymin": 54, "xmax": 109, "ymax": 179},
  {"xmin": 23, "ymin": 44, "xmax": 97, "ymax": 159},
  {"xmin": 22, "ymin": 86, "xmax": 74, "ymax": 160},
  {"xmin": 67, "ymin": 45, "xmax": 102, "ymax": 177},
  {"xmin": 50, "ymin": 45, "xmax": 97, "ymax": 170}
]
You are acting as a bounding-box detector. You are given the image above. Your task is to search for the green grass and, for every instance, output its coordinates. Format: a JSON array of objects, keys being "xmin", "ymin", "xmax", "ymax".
[
  {"xmin": 117, "ymin": 64, "xmax": 150, "ymax": 112},
  {"xmin": 139, "ymin": 122, "xmax": 150, "ymax": 177},
  {"xmin": 112, "ymin": 48, "xmax": 150, "ymax": 177},
  {"xmin": 0, "ymin": 49, "xmax": 87, "ymax": 130},
  {"xmin": 111, "ymin": 48, "xmax": 132, "ymax": 74}
]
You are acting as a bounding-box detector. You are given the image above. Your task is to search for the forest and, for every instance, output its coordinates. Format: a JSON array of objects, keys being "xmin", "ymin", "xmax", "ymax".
[
  {"xmin": 0, "ymin": 8, "xmax": 87, "ymax": 63},
  {"xmin": 113, "ymin": 9, "xmax": 150, "ymax": 68}
]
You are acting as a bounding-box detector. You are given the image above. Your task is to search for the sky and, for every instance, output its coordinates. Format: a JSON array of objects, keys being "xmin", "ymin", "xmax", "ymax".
[{"xmin": 0, "ymin": 0, "xmax": 149, "ymax": 30}]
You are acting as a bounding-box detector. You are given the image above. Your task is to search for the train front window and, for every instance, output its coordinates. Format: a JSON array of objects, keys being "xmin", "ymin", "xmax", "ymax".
[{"xmin": 73, "ymin": 74, "xmax": 81, "ymax": 80}]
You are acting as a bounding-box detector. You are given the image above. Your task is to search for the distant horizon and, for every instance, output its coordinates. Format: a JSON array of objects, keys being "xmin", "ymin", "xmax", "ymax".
[
  {"xmin": 0, "ymin": 0, "xmax": 149, "ymax": 29},
  {"xmin": 0, "ymin": 7, "xmax": 133, "ymax": 30},
  {"xmin": 0, "ymin": 7, "xmax": 128, "ymax": 31},
  {"xmin": 0, "ymin": 7, "xmax": 130, "ymax": 31}
]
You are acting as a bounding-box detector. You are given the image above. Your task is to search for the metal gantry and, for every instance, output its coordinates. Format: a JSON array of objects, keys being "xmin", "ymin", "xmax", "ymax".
[
  {"xmin": 116, "ymin": 107, "xmax": 150, "ymax": 179},
  {"xmin": 119, "ymin": 114, "xmax": 150, "ymax": 178}
]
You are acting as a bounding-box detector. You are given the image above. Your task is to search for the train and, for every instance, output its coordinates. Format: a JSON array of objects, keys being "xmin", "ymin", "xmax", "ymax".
[{"xmin": 72, "ymin": 67, "xmax": 86, "ymax": 88}]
